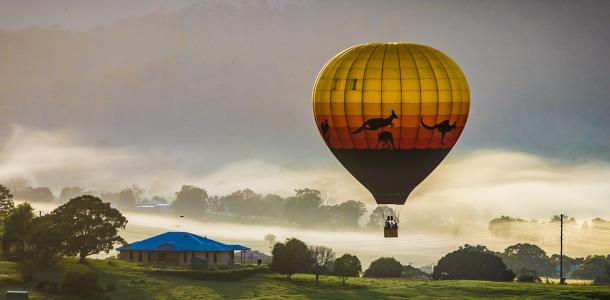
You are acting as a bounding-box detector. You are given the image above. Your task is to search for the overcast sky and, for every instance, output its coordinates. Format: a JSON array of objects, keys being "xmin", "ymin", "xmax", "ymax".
[{"xmin": 1, "ymin": 0, "xmax": 609, "ymax": 222}]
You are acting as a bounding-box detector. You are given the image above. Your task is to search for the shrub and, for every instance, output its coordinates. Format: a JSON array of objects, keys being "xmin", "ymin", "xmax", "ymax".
[
  {"xmin": 516, "ymin": 269, "xmax": 542, "ymax": 283},
  {"xmin": 61, "ymin": 270, "xmax": 103, "ymax": 297},
  {"xmin": 191, "ymin": 256, "xmax": 209, "ymax": 270},
  {"xmin": 432, "ymin": 244, "xmax": 515, "ymax": 281},
  {"xmin": 364, "ymin": 257, "xmax": 402, "ymax": 278}
]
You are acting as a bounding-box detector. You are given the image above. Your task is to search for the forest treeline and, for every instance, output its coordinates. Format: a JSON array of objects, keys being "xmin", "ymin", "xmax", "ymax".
[{"xmin": 1, "ymin": 178, "xmax": 395, "ymax": 229}]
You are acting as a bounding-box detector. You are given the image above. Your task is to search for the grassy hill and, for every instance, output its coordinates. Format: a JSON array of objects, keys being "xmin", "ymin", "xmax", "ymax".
[{"xmin": 1, "ymin": 258, "xmax": 610, "ymax": 299}]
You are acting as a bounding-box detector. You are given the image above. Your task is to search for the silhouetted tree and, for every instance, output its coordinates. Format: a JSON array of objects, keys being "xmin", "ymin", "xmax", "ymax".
[
  {"xmin": 367, "ymin": 206, "xmax": 396, "ymax": 228},
  {"xmin": 26, "ymin": 214, "xmax": 67, "ymax": 266},
  {"xmin": 14, "ymin": 187, "xmax": 54, "ymax": 203},
  {"xmin": 271, "ymin": 238, "xmax": 312, "ymax": 280},
  {"xmin": 309, "ymin": 245, "xmax": 335, "ymax": 283},
  {"xmin": 1, "ymin": 203, "xmax": 35, "ymax": 259},
  {"xmin": 49, "ymin": 195, "xmax": 127, "ymax": 262},
  {"xmin": 550, "ymin": 254, "xmax": 583, "ymax": 276},
  {"xmin": 432, "ymin": 244, "xmax": 515, "ymax": 281},
  {"xmin": 284, "ymin": 189, "xmax": 323, "ymax": 226},
  {"xmin": 572, "ymin": 255, "xmax": 610, "ymax": 280},
  {"xmin": 172, "ymin": 185, "xmax": 209, "ymax": 217},
  {"xmin": 59, "ymin": 186, "xmax": 85, "ymax": 203},
  {"xmin": 326, "ymin": 200, "xmax": 366, "ymax": 228},
  {"xmin": 500, "ymin": 243, "xmax": 554, "ymax": 277},
  {"xmin": 333, "ymin": 253, "xmax": 361, "ymax": 285},
  {"xmin": 364, "ymin": 257, "xmax": 403, "ymax": 278}
]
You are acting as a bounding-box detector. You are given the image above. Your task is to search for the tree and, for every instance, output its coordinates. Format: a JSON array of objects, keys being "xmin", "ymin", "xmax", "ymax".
[
  {"xmin": 284, "ymin": 189, "xmax": 323, "ymax": 226},
  {"xmin": 572, "ymin": 255, "xmax": 610, "ymax": 280},
  {"xmin": 333, "ymin": 253, "xmax": 361, "ymax": 285},
  {"xmin": 364, "ymin": 257, "xmax": 403, "ymax": 278},
  {"xmin": 26, "ymin": 214, "xmax": 67, "ymax": 266},
  {"xmin": 432, "ymin": 244, "xmax": 515, "ymax": 281},
  {"xmin": 309, "ymin": 245, "xmax": 335, "ymax": 283},
  {"xmin": 0, "ymin": 185, "xmax": 15, "ymax": 232},
  {"xmin": 264, "ymin": 234, "xmax": 276, "ymax": 246},
  {"xmin": 59, "ymin": 186, "xmax": 85, "ymax": 203},
  {"xmin": 271, "ymin": 238, "xmax": 312, "ymax": 280},
  {"xmin": 49, "ymin": 195, "xmax": 127, "ymax": 262},
  {"xmin": 500, "ymin": 243, "xmax": 554, "ymax": 277},
  {"xmin": 367, "ymin": 206, "xmax": 396, "ymax": 228},
  {"xmin": 14, "ymin": 187, "xmax": 54, "ymax": 202},
  {"xmin": 326, "ymin": 200, "xmax": 367, "ymax": 228},
  {"xmin": 1, "ymin": 203, "xmax": 35, "ymax": 259},
  {"xmin": 402, "ymin": 264, "xmax": 430, "ymax": 279},
  {"xmin": 172, "ymin": 185, "xmax": 209, "ymax": 217}
]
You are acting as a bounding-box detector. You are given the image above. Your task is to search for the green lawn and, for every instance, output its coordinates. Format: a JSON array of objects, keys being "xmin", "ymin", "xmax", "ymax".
[{"xmin": 1, "ymin": 258, "xmax": 610, "ymax": 299}]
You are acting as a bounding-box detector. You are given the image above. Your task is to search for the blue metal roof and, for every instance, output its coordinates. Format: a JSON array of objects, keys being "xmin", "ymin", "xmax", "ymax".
[{"xmin": 116, "ymin": 232, "xmax": 250, "ymax": 252}]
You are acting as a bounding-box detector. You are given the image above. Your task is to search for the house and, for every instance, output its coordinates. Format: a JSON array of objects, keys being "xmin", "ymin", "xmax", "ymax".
[
  {"xmin": 116, "ymin": 232, "xmax": 250, "ymax": 266},
  {"xmin": 238, "ymin": 250, "xmax": 272, "ymax": 264}
]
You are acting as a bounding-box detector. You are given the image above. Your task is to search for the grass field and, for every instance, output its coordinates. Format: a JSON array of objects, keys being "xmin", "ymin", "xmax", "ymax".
[{"xmin": 1, "ymin": 258, "xmax": 610, "ymax": 300}]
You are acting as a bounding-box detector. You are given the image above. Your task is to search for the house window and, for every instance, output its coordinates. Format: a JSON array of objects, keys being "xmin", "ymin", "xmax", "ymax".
[
  {"xmin": 158, "ymin": 252, "xmax": 166, "ymax": 262},
  {"xmin": 129, "ymin": 251, "xmax": 133, "ymax": 260},
  {"xmin": 206, "ymin": 252, "xmax": 209, "ymax": 260},
  {"xmin": 148, "ymin": 252, "xmax": 151, "ymax": 262},
  {"xmin": 183, "ymin": 252, "xmax": 187, "ymax": 263},
  {"xmin": 192, "ymin": 252, "xmax": 195, "ymax": 259},
  {"xmin": 213, "ymin": 253, "xmax": 217, "ymax": 263},
  {"xmin": 138, "ymin": 252, "xmax": 142, "ymax": 262}
]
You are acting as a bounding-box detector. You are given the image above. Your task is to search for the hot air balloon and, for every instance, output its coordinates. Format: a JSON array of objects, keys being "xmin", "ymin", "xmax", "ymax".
[{"xmin": 312, "ymin": 43, "xmax": 469, "ymax": 237}]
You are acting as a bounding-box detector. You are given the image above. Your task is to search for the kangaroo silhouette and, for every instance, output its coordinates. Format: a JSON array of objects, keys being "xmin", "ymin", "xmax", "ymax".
[
  {"xmin": 320, "ymin": 119, "xmax": 330, "ymax": 143},
  {"xmin": 352, "ymin": 110, "xmax": 398, "ymax": 134},
  {"xmin": 376, "ymin": 131, "xmax": 395, "ymax": 150},
  {"xmin": 420, "ymin": 118, "xmax": 457, "ymax": 146}
]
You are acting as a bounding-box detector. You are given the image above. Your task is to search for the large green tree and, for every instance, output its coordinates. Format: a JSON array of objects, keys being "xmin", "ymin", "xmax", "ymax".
[
  {"xmin": 333, "ymin": 253, "xmax": 362, "ymax": 285},
  {"xmin": 271, "ymin": 238, "xmax": 312, "ymax": 280},
  {"xmin": 50, "ymin": 195, "xmax": 127, "ymax": 262},
  {"xmin": 26, "ymin": 214, "xmax": 68, "ymax": 266},
  {"xmin": 1, "ymin": 203, "xmax": 35, "ymax": 259},
  {"xmin": 0, "ymin": 184, "xmax": 15, "ymax": 218},
  {"xmin": 432, "ymin": 244, "xmax": 515, "ymax": 281}
]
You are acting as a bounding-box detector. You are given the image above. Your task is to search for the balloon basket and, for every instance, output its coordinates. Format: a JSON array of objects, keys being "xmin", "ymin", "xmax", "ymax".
[{"xmin": 384, "ymin": 227, "xmax": 398, "ymax": 238}]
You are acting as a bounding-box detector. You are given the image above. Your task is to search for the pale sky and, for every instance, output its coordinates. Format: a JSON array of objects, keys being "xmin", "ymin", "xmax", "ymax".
[{"xmin": 1, "ymin": 0, "xmax": 609, "ymax": 223}]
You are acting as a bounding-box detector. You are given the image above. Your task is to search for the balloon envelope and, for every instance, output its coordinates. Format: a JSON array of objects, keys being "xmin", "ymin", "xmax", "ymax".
[{"xmin": 312, "ymin": 43, "xmax": 470, "ymax": 205}]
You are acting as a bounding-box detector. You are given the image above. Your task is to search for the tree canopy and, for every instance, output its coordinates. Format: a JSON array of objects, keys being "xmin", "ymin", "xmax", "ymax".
[
  {"xmin": 171, "ymin": 185, "xmax": 209, "ymax": 217},
  {"xmin": 49, "ymin": 195, "xmax": 127, "ymax": 262},
  {"xmin": 333, "ymin": 253, "xmax": 362, "ymax": 285},
  {"xmin": 309, "ymin": 245, "xmax": 335, "ymax": 283},
  {"xmin": 271, "ymin": 238, "xmax": 312, "ymax": 279},
  {"xmin": 364, "ymin": 257, "xmax": 403, "ymax": 278},
  {"xmin": 500, "ymin": 243, "xmax": 554, "ymax": 277},
  {"xmin": 432, "ymin": 244, "xmax": 515, "ymax": 281},
  {"xmin": 1, "ymin": 203, "xmax": 35, "ymax": 259}
]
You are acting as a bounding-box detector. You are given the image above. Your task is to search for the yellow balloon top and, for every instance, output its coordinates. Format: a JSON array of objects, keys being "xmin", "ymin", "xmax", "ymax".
[{"xmin": 313, "ymin": 42, "xmax": 470, "ymax": 150}]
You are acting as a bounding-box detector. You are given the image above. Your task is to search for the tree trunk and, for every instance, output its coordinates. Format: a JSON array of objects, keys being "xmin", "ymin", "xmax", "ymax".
[
  {"xmin": 315, "ymin": 274, "xmax": 319, "ymax": 284},
  {"xmin": 342, "ymin": 277, "xmax": 346, "ymax": 285},
  {"xmin": 79, "ymin": 253, "xmax": 87, "ymax": 263},
  {"xmin": 287, "ymin": 273, "xmax": 291, "ymax": 280}
]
